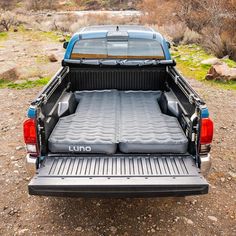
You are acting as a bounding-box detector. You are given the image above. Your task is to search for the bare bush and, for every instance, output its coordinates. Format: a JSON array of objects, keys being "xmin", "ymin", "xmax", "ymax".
[
  {"xmin": 139, "ymin": 0, "xmax": 178, "ymax": 25},
  {"xmin": 76, "ymin": 0, "xmax": 102, "ymax": 10},
  {"xmin": 182, "ymin": 28, "xmax": 201, "ymax": 44},
  {"xmin": 52, "ymin": 13, "xmax": 139, "ymax": 33},
  {"xmin": 50, "ymin": 14, "xmax": 78, "ymax": 32},
  {"xmin": 0, "ymin": 0, "xmax": 16, "ymax": 10},
  {"xmin": 140, "ymin": 0, "xmax": 236, "ymax": 60},
  {"xmin": 201, "ymin": 28, "xmax": 236, "ymax": 59},
  {"xmin": 27, "ymin": 0, "xmax": 57, "ymax": 11},
  {"xmin": 160, "ymin": 23, "xmax": 187, "ymax": 45},
  {"xmin": 0, "ymin": 11, "xmax": 16, "ymax": 32}
]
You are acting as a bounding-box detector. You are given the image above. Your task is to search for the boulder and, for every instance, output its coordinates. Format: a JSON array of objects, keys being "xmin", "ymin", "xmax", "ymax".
[
  {"xmin": 201, "ymin": 58, "xmax": 221, "ymax": 65},
  {"xmin": 27, "ymin": 77, "xmax": 40, "ymax": 82},
  {"xmin": 206, "ymin": 63, "xmax": 236, "ymax": 81},
  {"xmin": 0, "ymin": 67, "xmax": 20, "ymax": 81},
  {"xmin": 14, "ymin": 79, "xmax": 27, "ymax": 84},
  {"xmin": 59, "ymin": 37, "xmax": 66, "ymax": 43},
  {"xmin": 48, "ymin": 54, "xmax": 58, "ymax": 62}
]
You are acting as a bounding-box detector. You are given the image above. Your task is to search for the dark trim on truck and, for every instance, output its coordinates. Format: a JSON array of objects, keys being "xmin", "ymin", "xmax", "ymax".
[{"xmin": 29, "ymin": 178, "xmax": 208, "ymax": 198}]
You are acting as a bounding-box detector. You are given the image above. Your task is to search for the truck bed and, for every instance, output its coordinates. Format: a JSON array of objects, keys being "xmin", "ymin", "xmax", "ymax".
[{"xmin": 48, "ymin": 90, "xmax": 188, "ymax": 154}]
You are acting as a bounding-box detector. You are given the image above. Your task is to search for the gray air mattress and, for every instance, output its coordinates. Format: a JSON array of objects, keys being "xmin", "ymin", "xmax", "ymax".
[
  {"xmin": 48, "ymin": 91, "xmax": 119, "ymax": 154},
  {"xmin": 119, "ymin": 91, "xmax": 188, "ymax": 153},
  {"xmin": 48, "ymin": 90, "xmax": 188, "ymax": 154}
]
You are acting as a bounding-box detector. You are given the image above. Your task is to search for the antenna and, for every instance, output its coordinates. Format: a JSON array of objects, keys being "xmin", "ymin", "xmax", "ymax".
[{"xmin": 116, "ymin": 26, "xmax": 119, "ymax": 31}]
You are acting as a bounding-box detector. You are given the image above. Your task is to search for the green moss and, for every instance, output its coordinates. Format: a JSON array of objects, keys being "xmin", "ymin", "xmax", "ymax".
[
  {"xmin": 171, "ymin": 44, "xmax": 236, "ymax": 90},
  {"xmin": 35, "ymin": 55, "xmax": 50, "ymax": 64},
  {"xmin": 18, "ymin": 27, "xmax": 63, "ymax": 42},
  {"xmin": 222, "ymin": 58, "xmax": 236, "ymax": 68},
  {"xmin": 0, "ymin": 79, "xmax": 9, "ymax": 88},
  {"xmin": 65, "ymin": 35, "xmax": 71, "ymax": 42},
  {"xmin": 0, "ymin": 32, "xmax": 8, "ymax": 41},
  {"xmin": 40, "ymin": 31, "xmax": 61, "ymax": 41},
  {"xmin": 0, "ymin": 77, "xmax": 50, "ymax": 89}
]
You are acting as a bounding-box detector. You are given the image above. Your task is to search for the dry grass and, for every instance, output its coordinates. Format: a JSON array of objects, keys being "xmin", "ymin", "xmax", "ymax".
[
  {"xmin": 15, "ymin": 11, "xmax": 140, "ymax": 34},
  {"xmin": 139, "ymin": 0, "xmax": 236, "ymax": 60}
]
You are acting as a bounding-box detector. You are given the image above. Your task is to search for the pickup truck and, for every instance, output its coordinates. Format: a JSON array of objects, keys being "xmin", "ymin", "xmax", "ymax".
[{"xmin": 24, "ymin": 25, "xmax": 213, "ymax": 197}]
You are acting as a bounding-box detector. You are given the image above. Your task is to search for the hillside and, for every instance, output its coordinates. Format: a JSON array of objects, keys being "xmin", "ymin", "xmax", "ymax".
[{"xmin": 0, "ymin": 0, "xmax": 140, "ymax": 11}]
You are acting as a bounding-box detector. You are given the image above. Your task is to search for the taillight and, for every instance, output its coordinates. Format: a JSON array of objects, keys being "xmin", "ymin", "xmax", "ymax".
[
  {"xmin": 200, "ymin": 118, "xmax": 214, "ymax": 144},
  {"xmin": 23, "ymin": 118, "xmax": 38, "ymax": 156}
]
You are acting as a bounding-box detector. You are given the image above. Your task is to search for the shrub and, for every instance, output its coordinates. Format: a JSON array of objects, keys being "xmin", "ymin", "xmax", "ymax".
[
  {"xmin": 201, "ymin": 28, "xmax": 236, "ymax": 60},
  {"xmin": 27, "ymin": 0, "xmax": 57, "ymax": 11},
  {"xmin": 161, "ymin": 23, "xmax": 187, "ymax": 45},
  {"xmin": 0, "ymin": 11, "xmax": 16, "ymax": 32},
  {"xmin": 182, "ymin": 28, "xmax": 201, "ymax": 45},
  {"xmin": 0, "ymin": 0, "xmax": 16, "ymax": 10},
  {"xmin": 139, "ymin": 0, "xmax": 178, "ymax": 25},
  {"xmin": 75, "ymin": 0, "xmax": 102, "ymax": 10}
]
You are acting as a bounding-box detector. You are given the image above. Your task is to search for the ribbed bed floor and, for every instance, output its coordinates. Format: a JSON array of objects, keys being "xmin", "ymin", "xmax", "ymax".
[{"xmin": 48, "ymin": 90, "xmax": 188, "ymax": 154}]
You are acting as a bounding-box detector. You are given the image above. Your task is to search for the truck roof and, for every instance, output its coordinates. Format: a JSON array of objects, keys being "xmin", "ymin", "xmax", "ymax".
[
  {"xmin": 64, "ymin": 25, "xmax": 171, "ymax": 61},
  {"xmin": 80, "ymin": 25, "xmax": 155, "ymax": 33}
]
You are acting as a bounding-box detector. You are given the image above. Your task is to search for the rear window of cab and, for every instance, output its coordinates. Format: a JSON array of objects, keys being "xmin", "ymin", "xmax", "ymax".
[{"xmin": 70, "ymin": 38, "xmax": 165, "ymax": 60}]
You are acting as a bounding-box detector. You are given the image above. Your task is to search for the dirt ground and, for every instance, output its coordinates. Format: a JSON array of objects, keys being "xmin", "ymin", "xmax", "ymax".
[
  {"xmin": 0, "ymin": 75, "xmax": 235, "ymax": 236},
  {"xmin": 0, "ymin": 29, "xmax": 236, "ymax": 235},
  {"xmin": 0, "ymin": 31, "xmax": 64, "ymax": 80}
]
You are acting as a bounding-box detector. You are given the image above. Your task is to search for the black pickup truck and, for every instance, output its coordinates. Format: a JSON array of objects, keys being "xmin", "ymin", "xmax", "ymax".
[{"xmin": 24, "ymin": 25, "xmax": 213, "ymax": 197}]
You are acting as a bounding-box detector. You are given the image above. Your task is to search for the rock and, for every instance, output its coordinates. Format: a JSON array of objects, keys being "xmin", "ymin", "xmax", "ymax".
[
  {"xmin": 220, "ymin": 126, "xmax": 227, "ymax": 130},
  {"xmin": 179, "ymin": 57, "xmax": 188, "ymax": 61},
  {"xmin": 222, "ymin": 55, "xmax": 229, "ymax": 59},
  {"xmin": 110, "ymin": 226, "xmax": 117, "ymax": 234},
  {"xmin": 220, "ymin": 177, "xmax": 225, "ymax": 183},
  {"xmin": 75, "ymin": 226, "xmax": 82, "ymax": 232},
  {"xmin": 48, "ymin": 54, "xmax": 58, "ymax": 62},
  {"xmin": 206, "ymin": 63, "xmax": 236, "ymax": 81},
  {"xmin": 191, "ymin": 199, "xmax": 197, "ymax": 205},
  {"xmin": 183, "ymin": 217, "xmax": 194, "ymax": 225},
  {"xmin": 201, "ymin": 58, "xmax": 221, "ymax": 65},
  {"xmin": 13, "ymin": 28, "xmax": 18, "ymax": 32},
  {"xmin": 16, "ymin": 146, "xmax": 24, "ymax": 151},
  {"xmin": 128, "ymin": 1, "xmax": 133, "ymax": 7},
  {"xmin": 228, "ymin": 171, "xmax": 236, "ymax": 178},
  {"xmin": 27, "ymin": 77, "xmax": 40, "ymax": 82},
  {"xmin": 0, "ymin": 67, "xmax": 20, "ymax": 81},
  {"xmin": 14, "ymin": 80, "xmax": 27, "ymax": 84},
  {"xmin": 59, "ymin": 212, "xmax": 65, "ymax": 217},
  {"xmin": 59, "ymin": 37, "xmax": 66, "ymax": 43},
  {"xmin": 17, "ymin": 229, "xmax": 29, "ymax": 235},
  {"xmin": 208, "ymin": 216, "xmax": 218, "ymax": 222}
]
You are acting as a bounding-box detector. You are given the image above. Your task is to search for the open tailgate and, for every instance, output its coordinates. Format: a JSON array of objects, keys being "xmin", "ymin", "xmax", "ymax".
[{"xmin": 29, "ymin": 155, "xmax": 208, "ymax": 197}]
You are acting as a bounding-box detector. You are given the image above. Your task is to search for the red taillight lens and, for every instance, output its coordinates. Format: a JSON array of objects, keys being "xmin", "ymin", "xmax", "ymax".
[
  {"xmin": 200, "ymin": 118, "xmax": 214, "ymax": 144},
  {"xmin": 23, "ymin": 119, "xmax": 37, "ymax": 144}
]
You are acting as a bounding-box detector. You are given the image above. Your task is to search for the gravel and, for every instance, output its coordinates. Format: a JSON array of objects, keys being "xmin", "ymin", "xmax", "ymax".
[{"xmin": 0, "ymin": 77, "xmax": 235, "ymax": 235}]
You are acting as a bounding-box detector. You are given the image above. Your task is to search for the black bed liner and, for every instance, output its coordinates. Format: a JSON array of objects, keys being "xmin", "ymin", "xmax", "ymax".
[{"xmin": 29, "ymin": 155, "xmax": 208, "ymax": 197}]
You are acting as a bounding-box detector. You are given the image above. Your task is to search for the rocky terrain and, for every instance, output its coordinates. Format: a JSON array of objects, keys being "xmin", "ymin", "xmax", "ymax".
[{"xmin": 0, "ymin": 67, "xmax": 235, "ymax": 236}]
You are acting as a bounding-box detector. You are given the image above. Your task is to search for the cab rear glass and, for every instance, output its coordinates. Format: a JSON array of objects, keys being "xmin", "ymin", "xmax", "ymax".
[{"xmin": 70, "ymin": 38, "xmax": 165, "ymax": 59}]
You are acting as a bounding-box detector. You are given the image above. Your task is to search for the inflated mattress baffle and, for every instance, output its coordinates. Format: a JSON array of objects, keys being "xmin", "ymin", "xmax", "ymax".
[{"xmin": 49, "ymin": 90, "xmax": 188, "ymax": 154}]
